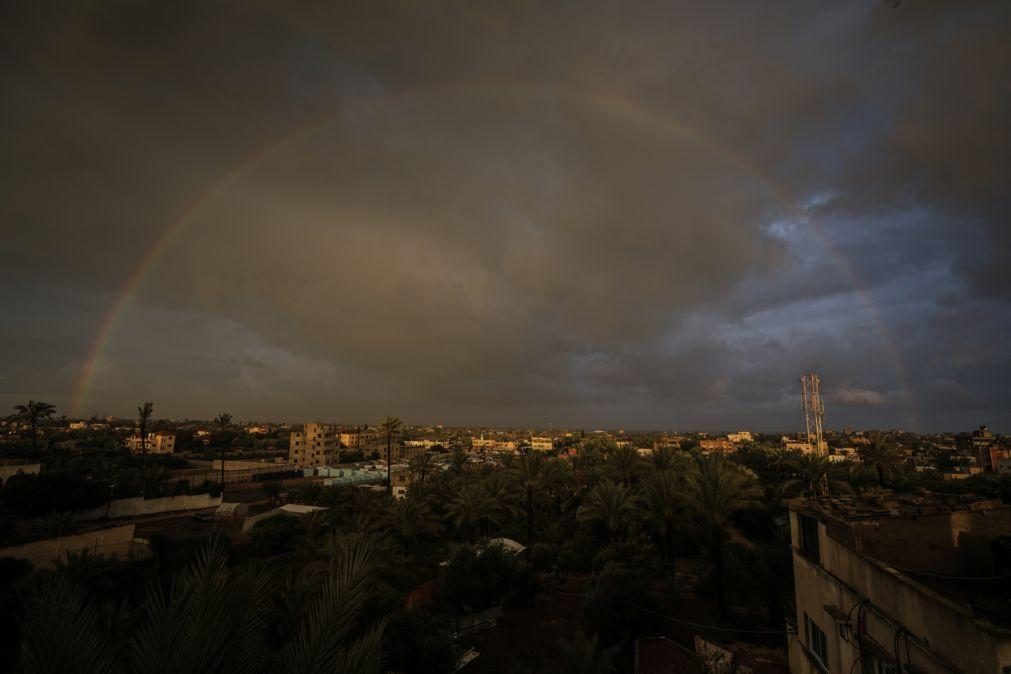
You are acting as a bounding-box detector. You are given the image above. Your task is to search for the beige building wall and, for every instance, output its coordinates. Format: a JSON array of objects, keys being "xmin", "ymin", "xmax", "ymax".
[
  {"xmin": 789, "ymin": 508, "xmax": 1011, "ymax": 674},
  {"xmin": 289, "ymin": 423, "xmax": 339, "ymax": 467},
  {"xmin": 530, "ymin": 436, "xmax": 554, "ymax": 451},
  {"xmin": 126, "ymin": 432, "xmax": 175, "ymax": 454}
]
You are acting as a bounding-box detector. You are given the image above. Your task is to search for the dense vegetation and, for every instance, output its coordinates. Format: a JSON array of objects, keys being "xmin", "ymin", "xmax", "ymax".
[{"xmin": 4, "ymin": 408, "xmax": 1011, "ymax": 672}]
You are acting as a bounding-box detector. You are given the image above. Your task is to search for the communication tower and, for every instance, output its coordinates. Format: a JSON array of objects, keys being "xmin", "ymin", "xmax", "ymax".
[{"xmin": 800, "ymin": 373, "xmax": 826, "ymax": 455}]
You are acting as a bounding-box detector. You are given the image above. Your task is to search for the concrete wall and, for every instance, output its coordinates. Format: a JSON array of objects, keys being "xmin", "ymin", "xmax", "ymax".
[
  {"xmin": 173, "ymin": 461, "xmax": 294, "ymax": 485},
  {"xmin": 0, "ymin": 524, "xmax": 140, "ymax": 568},
  {"xmin": 789, "ymin": 511, "xmax": 1011, "ymax": 674},
  {"xmin": 73, "ymin": 493, "xmax": 222, "ymax": 521}
]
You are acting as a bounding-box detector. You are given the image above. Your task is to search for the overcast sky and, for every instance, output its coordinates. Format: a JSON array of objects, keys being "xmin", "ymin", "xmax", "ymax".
[{"xmin": 1, "ymin": 1, "xmax": 1008, "ymax": 431}]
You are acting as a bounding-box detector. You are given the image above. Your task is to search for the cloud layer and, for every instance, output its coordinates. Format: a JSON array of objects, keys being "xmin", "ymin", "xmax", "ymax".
[{"xmin": 1, "ymin": 1, "xmax": 1008, "ymax": 430}]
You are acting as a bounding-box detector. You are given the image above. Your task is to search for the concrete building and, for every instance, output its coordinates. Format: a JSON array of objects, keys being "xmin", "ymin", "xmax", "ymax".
[
  {"xmin": 126, "ymin": 431, "xmax": 175, "ymax": 454},
  {"xmin": 788, "ymin": 491, "xmax": 1011, "ymax": 674},
  {"xmin": 340, "ymin": 428, "xmax": 389, "ymax": 457},
  {"xmin": 784, "ymin": 438, "xmax": 816, "ymax": 454},
  {"xmin": 471, "ymin": 435, "xmax": 517, "ymax": 453},
  {"xmin": 530, "ymin": 436, "xmax": 554, "ymax": 451},
  {"xmin": 699, "ymin": 438, "xmax": 735, "ymax": 454},
  {"xmin": 289, "ymin": 423, "xmax": 339, "ymax": 467},
  {"xmin": 727, "ymin": 431, "xmax": 754, "ymax": 444},
  {"xmin": 971, "ymin": 425, "xmax": 996, "ymax": 470}
]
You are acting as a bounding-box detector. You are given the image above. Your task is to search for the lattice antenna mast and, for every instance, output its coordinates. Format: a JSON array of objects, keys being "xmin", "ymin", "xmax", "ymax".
[{"xmin": 800, "ymin": 372, "xmax": 826, "ymax": 455}]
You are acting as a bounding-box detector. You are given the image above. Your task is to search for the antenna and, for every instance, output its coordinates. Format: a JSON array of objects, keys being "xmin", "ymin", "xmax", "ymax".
[{"xmin": 800, "ymin": 373, "xmax": 826, "ymax": 455}]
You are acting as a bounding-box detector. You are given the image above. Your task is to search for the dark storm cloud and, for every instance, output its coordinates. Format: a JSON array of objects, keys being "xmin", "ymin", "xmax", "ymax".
[{"xmin": 0, "ymin": 1, "xmax": 1008, "ymax": 430}]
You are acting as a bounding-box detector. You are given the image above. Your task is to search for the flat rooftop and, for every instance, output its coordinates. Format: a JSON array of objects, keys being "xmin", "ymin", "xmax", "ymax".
[
  {"xmin": 790, "ymin": 490, "xmax": 1011, "ymax": 629},
  {"xmin": 788, "ymin": 490, "xmax": 1001, "ymax": 522}
]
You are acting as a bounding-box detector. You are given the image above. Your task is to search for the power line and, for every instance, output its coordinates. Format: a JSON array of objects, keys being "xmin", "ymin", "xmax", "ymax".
[
  {"xmin": 626, "ymin": 601, "xmax": 791, "ymax": 635},
  {"xmin": 547, "ymin": 589, "xmax": 791, "ymax": 635}
]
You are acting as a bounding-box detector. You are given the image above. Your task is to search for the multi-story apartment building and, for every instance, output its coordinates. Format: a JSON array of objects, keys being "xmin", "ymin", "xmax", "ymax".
[
  {"xmin": 289, "ymin": 423, "xmax": 339, "ymax": 467},
  {"xmin": 125, "ymin": 431, "xmax": 175, "ymax": 454},
  {"xmin": 784, "ymin": 437, "xmax": 817, "ymax": 454},
  {"xmin": 699, "ymin": 438, "xmax": 735, "ymax": 454},
  {"xmin": 530, "ymin": 436, "xmax": 554, "ymax": 451},
  {"xmin": 471, "ymin": 435, "xmax": 517, "ymax": 453},
  {"xmin": 727, "ymin": 431, "xmax": 754, "ymax": 444},
  {"xmin": 340, "ymin": 428, "xmax": 388, "ymax": 455},
  {"xmin": 788, "ymin": 491, "xmax": 1011, "ymax": 674}
]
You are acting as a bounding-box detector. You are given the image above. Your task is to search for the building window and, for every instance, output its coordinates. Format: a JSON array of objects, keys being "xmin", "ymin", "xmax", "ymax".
[
  {"xmin": 804, "ymin": 613, "xmax": 828, "ymax": 668},
  {"xmin": 799, "ymin": 514, "xmax": 820, "ymax": 563}
]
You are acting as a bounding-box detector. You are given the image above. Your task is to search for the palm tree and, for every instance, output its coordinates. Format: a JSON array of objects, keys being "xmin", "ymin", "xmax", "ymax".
[
  {"xmin": 648, "ymin": 445, "xmax": 680, "ymax": 473},
  {"xmin": 684, "ymin": 454, "xmax": 763, "ymax": 616},
  {"xmin": 859, "ymin": 433, "xmax": 903, "ymax": 486},
  {"xmin": 511, "ymin": 452, "xmax": 545, "ymax": 560},
  {"xmin": 18, "ymin": 574, "xmax": 121, "ymax": 674},
  {"xmin": 380, "ymin": 416, "xmax": 402, "ymax": 497},
  {"xmin": 449, "ymin": 445, "xmax": 468, "ymax": 475},
  {"xmin": 19, "ymin": 535, "xmax": 387, "ymax": 674},
  {"xmin": 640, "ymin": 470, "xmax": 683, "ymax": 565},
  {"xmin": 137, "ymin": 402, "xmax": 154, "ymax": 497},
  {"xmin": 280, "ymin": 535, "xmax": 387, "ymax": 674},
  {"xmin": 215, "ymin": 413, "xmax": 232, "ymax": 491},
  {"xmin": 482, "ymin": 470, "xmax": 520, "ymax": 525},
  {"xmin": 577, "ymin": 479, "xmax": 637, "ymax": 540},
  {"xmin": 13, "ymin": 400, "xmax": 56, "ymax": 453},
  {"xmin": 555, "ymin": 632, "xmax": 618, "ymax": 674},
  {"xmin": 573, "ymin": 443, "xmax": 606, "ymax": 488},
  {"xmin": 608, "ymin": 445, "xmax": 642, "ymax": 487},
  {"xmin": 785, "ymin": 453, "xmax": 832, "ymax": 497},
  {"xmin": 408, "ymin": 451, "xmax": 435, "ymax": 487},
  {"xmin": 540, "ymin": 458, "xmax": 575, "ymax": 515},
  {"xmin": 447, "ymin": 483, "xmax": 500, "ymax": 543},
  {"xmin": 388, "ymin": 497, "xmax": 441, "ymax": 553}
]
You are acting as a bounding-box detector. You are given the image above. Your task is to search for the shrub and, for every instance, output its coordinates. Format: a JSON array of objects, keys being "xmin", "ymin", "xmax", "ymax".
[{"xmin": 250, "ymin": 514, "xmax": 304, "ymax": 555}]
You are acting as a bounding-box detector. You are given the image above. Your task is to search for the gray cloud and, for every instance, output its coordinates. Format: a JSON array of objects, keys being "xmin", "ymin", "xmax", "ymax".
[{"xmin": 0, "ymin": 1, "xmax": 1008, "ymax": 430}]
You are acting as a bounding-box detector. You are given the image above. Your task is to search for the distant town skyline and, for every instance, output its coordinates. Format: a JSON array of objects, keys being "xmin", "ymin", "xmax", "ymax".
[{"xmin": 2, "ymin": 2, "xmax": 1009, "ymax": 432}]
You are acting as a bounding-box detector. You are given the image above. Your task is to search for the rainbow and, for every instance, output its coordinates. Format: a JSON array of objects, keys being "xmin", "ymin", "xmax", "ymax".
[{"xmin": 71, "ymin": 80, "xmax": 913, "ymax": 425}]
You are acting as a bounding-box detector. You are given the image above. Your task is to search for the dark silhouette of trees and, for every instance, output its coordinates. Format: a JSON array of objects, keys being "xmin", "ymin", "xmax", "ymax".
[
  {"xmin": 380, "ymin": 416, "xmax": 402, "ymax": 497},
  {"xmin": 12, "ymin": 401, "xmax": 56, "ymax": 453}
]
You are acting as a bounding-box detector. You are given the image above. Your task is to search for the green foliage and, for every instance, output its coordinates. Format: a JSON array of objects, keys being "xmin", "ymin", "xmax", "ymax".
[
  {"xmin": 859, "ymin": 433, "xmax": 904, "ymax": 485},
  {"xmin": 384, "ymin": 609, "xmax": 456, "ymax": 674},
  {"xmin": 577, "ymin": 480, "xmax": 637, "ymax": 539},
  {"xmin": 16, "ymin": 534, "xmax": 387, "ymax": 674},
  {"xmin": 439, "ymin": 544, "xmax": 527, "ymax": 613},
  {"xmin": 446, "ymin": 483, "xmax": 502, "ymax": 543},
  {"xmin": 554, "ymin": 631, "xmax": 619, "ymax": 674},
  {"xmin": 1, "ymin": 472, "xmax": 108, "ymax": 517},
  {"xmin": 583, "ymin": 563, "xmax": 657, "ymax": 645},
  {"xmin": 251, "ymin": 514, "xmax": 305, "ymax": 555},
  {"xmin": 12, "ymin": 400, "xmax": 56, "ymax": 452}
]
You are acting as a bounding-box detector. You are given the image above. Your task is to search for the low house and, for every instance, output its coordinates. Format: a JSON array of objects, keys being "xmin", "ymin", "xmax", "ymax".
[
  {"xmin": 214, "ymin": 502, "xmax": 249, "ymax": 520},
  {"xmin": 242, "ymin": 503, "xmax": 327, "ymax": 533}
]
